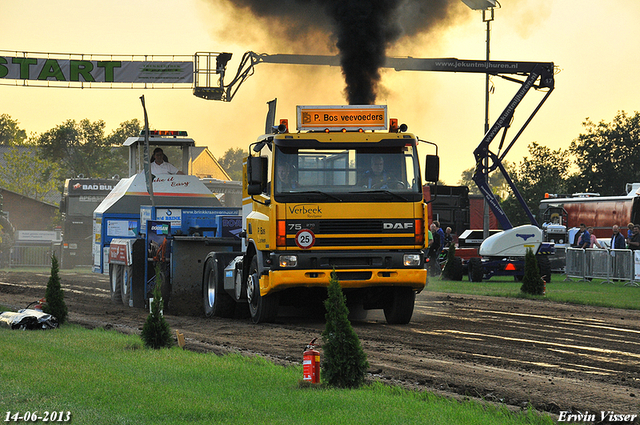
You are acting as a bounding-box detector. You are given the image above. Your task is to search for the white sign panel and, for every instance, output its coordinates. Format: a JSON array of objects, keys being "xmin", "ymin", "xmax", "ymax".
[
  {"xmin": 155, "ymin": 208, "xmax": 182, "ymax": 225},
  {"xmin": 17, "ymin": 230, "xmax": 59, "ymax": 242},
  {"xmin": 107, "ymin": 220, "xmax": 137, "ymax": 237}
]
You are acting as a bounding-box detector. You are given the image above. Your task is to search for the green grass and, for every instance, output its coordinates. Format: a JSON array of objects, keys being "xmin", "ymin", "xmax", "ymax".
[
  {"xmin": 0, "ymin": 266, "xmax": 94, "ymax": 274},
  {"xmin": 0, "ymin": 325, "xmax": 552, "ymax": 425},
  {"xmin": 3, "ymin": 269, "xmax": 634, "ymax": 423},
  {"xmin": 429, "ymin": 275, "xmax": 640, "ymax": 310}
]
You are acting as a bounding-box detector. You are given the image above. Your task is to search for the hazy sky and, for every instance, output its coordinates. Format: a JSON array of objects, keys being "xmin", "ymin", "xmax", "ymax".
[{"xmin": 2, "ymin": 0, "xmax": 640, "ymax": 186}]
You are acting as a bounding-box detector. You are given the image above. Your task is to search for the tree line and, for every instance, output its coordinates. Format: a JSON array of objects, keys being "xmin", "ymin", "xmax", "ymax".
[
  {"xmin": 0, "ymin": 114, "xmax": 140, "ymax": 203},
  {"xmin": 0, "ymin": 114, "xmax": 246, "ymax": 204},
  {"xmin": 458, "ymin": 110, "xmax": 640, "ymax": 226},
  {"xmin": 3, "ymin": 109, "xmax": 639, "ymax": 222}
]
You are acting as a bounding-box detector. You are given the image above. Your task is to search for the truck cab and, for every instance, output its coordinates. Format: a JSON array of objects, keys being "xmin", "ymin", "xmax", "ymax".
[
  {"xmin": 222, "ymin": 105, "xmax": 436, "ymax": 324},
  {"xmin": 59, "ymin": 178, "xmax": 118, "ymax": 268},
  {"xmin": 124, "ymin": 130, "xmax": 193, "ymax": 177}
]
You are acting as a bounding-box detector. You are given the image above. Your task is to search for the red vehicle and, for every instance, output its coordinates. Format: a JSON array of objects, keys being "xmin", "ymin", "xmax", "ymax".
[
  {"xmin": 423, "ymin": 185, "xmax": 499, "ymax": 250},
  {"xmin": 424, "ymin": 184, "xmax": 501, "ymax": 277},
  {"xmin": 539, "ymin": 186, "xmax": 640, "ymax": 239}
]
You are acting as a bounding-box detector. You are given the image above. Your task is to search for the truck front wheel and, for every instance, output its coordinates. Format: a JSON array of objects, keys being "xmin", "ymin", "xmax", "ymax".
[
  {"xmin": 246, "ymin": 257, "xmax": 278, "ymax": 324},
  {"xmin": 203, "ymin": 256, "xmax": 236, "ymax": 318},
  {"xmin": 383, "ymin": 287, "xmax": 415, "ymax": 324}
]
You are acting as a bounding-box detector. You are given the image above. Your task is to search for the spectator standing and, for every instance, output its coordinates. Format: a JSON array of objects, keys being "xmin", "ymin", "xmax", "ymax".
[
  {"xmin": 611, "ymin": 225, "xmax": 626, "ymax": 250},
  {"xmin": 572, "ymin": 224, "xmax": 585, "ymax": 248},
  {"xmin": 443, "ymin": 227, "xmax": 453, "ymax": 248},
  {"xmin": 577, "ymin": 224, "xmax": 590, "ymax": 249},
  {"xmin": 588, "ymin": 227, "xmax": 602, "ymax": 248},
  {"xmin": 428, "ymin": 223, "xmax": 442, "ymax": 276},
  {"xmin": 628, "ymin": 225, "xmax": 640, "ymax": 250},
  {"xmin": 434, "ymin": 221, "xmax": 446, "ymax": 254}
]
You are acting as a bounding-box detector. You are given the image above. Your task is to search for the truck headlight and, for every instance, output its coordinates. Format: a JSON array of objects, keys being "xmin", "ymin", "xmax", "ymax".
[
  {"xmin": 403, "ymin": 254, "xmax": 421, "ymax": 267},
  {"xmin": 279, "ymin": 255, "xmax": 298, "ymax": 268}
]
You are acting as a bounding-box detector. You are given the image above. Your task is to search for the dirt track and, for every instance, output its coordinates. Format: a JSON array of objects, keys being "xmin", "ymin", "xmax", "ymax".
[{"xmin": 1, "ymin": 269, "xmax": 639, "ymax": 419}]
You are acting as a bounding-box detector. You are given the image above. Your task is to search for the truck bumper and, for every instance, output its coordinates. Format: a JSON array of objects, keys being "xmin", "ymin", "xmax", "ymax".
[{"xmin": 261, "ymin": 268, "xmax": 427, "ymax": 296}]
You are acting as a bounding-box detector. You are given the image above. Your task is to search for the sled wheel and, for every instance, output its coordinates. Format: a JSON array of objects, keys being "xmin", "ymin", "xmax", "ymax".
[
  {"xmin": 203, "ymin": 256, "xmax": 236, "ymax": 318},
  {"xmin": 110, "ymin": 264, "xmax": 123, "ymax": 304},
  {"xmin": 121, "ymin": 265, "xmax": 132, "ymax": 306}
]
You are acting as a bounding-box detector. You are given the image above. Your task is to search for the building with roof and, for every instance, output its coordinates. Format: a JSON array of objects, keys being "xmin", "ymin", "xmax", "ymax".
[
  {"xmin": 0, "ymin": 187, "xmax": 58, "ymax": 232},
  {"xmin": 191, "ymin": 147, "xmax": 232, "ymax": 180},
  {"xmin": 0, "ymin": 145, "xmax": 60, "ymax": 232}
]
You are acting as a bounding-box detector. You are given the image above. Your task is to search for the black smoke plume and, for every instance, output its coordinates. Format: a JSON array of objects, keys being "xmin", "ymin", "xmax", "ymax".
[
  {"xmin": 327, "ymin": 0, "xmax": 401, "ymax": 105},
  {"xmin": 213, "ymin": 0, "xmax": 462, "ymax": 104}
]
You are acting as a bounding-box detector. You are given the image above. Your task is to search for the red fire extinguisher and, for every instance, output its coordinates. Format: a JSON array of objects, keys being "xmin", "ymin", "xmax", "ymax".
[
  {"xmin": 29, "ymin": 297, "xmax": 46, "ymax": 310},
  {"xmin": 303, "ymin": 338, "xmax": 320, "ymax": 384}
]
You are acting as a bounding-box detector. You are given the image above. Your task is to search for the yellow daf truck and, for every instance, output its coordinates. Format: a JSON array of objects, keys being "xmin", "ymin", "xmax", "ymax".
[{"xmin": 203, "ymin": 105, "xmax": 438, "ymax": 324}]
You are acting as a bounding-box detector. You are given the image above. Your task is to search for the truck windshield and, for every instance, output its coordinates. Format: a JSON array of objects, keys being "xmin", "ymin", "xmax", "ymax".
[{"xmin": 274, "ymin": 145, "xmax": 422, "ymax": 201}]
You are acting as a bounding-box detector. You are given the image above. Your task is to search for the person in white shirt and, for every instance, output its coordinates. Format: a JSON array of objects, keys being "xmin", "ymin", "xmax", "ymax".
[{"xmin": 151, "ymin": 148, "xmax": 184, "ymax": 175}]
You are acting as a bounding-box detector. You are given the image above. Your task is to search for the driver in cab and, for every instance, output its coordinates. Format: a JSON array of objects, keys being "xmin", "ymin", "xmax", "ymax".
[
  {"xmin": 359, "ymin": 156, "xmax": 403, "ymax": 189},
  {"xmin": 276, "ymin": 162, "xmax": 297, "ymax": 191}
]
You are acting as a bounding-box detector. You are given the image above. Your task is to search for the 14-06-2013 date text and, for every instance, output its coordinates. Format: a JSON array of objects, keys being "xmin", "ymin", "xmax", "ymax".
[{"xmin": 4, "ymin": 412, "xmax": 71, "ymax": 422}]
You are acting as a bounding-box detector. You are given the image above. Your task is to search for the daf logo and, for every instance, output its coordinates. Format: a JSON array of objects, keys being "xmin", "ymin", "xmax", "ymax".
[{"xmin": 383, "ymin": 222, "xmax": 413, "ymax": 230}]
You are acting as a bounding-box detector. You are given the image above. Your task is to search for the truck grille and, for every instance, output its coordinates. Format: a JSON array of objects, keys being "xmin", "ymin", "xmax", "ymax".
[
  {"xmin": 285, "ymin": 219, "xmax": 416, "ymax": 248},
  {"xmin": 319, "ymin": 220, "xmax": 382, "ymax": 233},
  {"xmin": 322, "ymin": 257, "xmax": 383, "ymax": 267}
]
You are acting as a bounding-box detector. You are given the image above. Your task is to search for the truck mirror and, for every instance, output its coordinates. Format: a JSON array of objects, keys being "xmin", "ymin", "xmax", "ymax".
[
  {"xmin": 247, "ymin": 156, "xmax": 268, "ymax": 195},
  {"xmin": 425, "ymin": 155, "xmax": 439, "ymax": 183}
]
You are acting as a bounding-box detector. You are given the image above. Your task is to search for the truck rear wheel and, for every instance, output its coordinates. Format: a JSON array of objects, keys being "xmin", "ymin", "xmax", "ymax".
[
  {"xmin": 203, "ymin": 256, "xmax": 236, "ymax": 318},
  {"xmin": 247, "ymin": 257, "xmax": 278, "ymax": 323},
  {"xmin": 468, "ymin": 257, "xmax": 483, "ymax": 282},
  {"xmin": 121, "ymin": 265, "xmax": 132, "ymax": 306},
  {"xmin": 383, "ymin": 287, "xmax": 415, "ymax": 324},
  {"xmin": 110, "ymin": 264, "xmax": 123, "ymax": 304}
]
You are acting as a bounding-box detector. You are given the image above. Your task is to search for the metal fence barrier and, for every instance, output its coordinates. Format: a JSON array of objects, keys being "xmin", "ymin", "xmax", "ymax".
[
  {"xmin": 9, "ymin": 245, "xmax": 53, "ymax": 268},
  {"xmin": 565, "ymin": 248, "xmax": 585, "ymax": 280},
  {"xmin": 565, "ymin": 247, "xmax": 639, "ymax": 287}
]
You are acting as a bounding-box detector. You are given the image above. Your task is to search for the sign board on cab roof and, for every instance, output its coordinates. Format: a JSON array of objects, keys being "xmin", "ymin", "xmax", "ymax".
[{"xmin": 297, "ymin": 105, "xmax": 387, "ymax": 132}]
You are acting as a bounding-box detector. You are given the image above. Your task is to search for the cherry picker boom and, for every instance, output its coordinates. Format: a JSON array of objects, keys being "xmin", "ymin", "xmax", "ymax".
[
  {"xmin": 205, "ymin": 52, "xmax": 555, "ymax": 227},
  {"xmin": 197, "ymin": 51, "xmax": 557, "ymax": 282}
]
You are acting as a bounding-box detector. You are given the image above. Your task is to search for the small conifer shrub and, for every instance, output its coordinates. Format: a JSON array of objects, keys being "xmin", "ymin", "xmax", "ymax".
[
  {"xmin": 321, "ymin": 271, "xmax": 369, "ymax": 388},
  {"xmin": 141, "ymin": 265, "xmax": 174, "ymax": 349},
  {"xmin": 520, "ymin": 248, "xmax": 545, "ymax": 295},
  {"xmin": 441, "ymin": 245, "xmax": 457, "ymax": 280},
  {"xmin": 43, "ymin": 254, "xmax": 68, "ymax": 324}
]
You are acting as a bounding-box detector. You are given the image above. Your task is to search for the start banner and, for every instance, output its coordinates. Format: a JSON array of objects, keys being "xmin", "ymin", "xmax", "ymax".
[{"xmin": 0, "ymin": 56, "xmax": 193, "ymax": 84}]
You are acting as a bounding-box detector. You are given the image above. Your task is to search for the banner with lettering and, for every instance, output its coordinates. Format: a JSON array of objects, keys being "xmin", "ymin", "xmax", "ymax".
[{"xmin": 0, "ymin": 57, "xmax": 193, "ymax": 84}]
